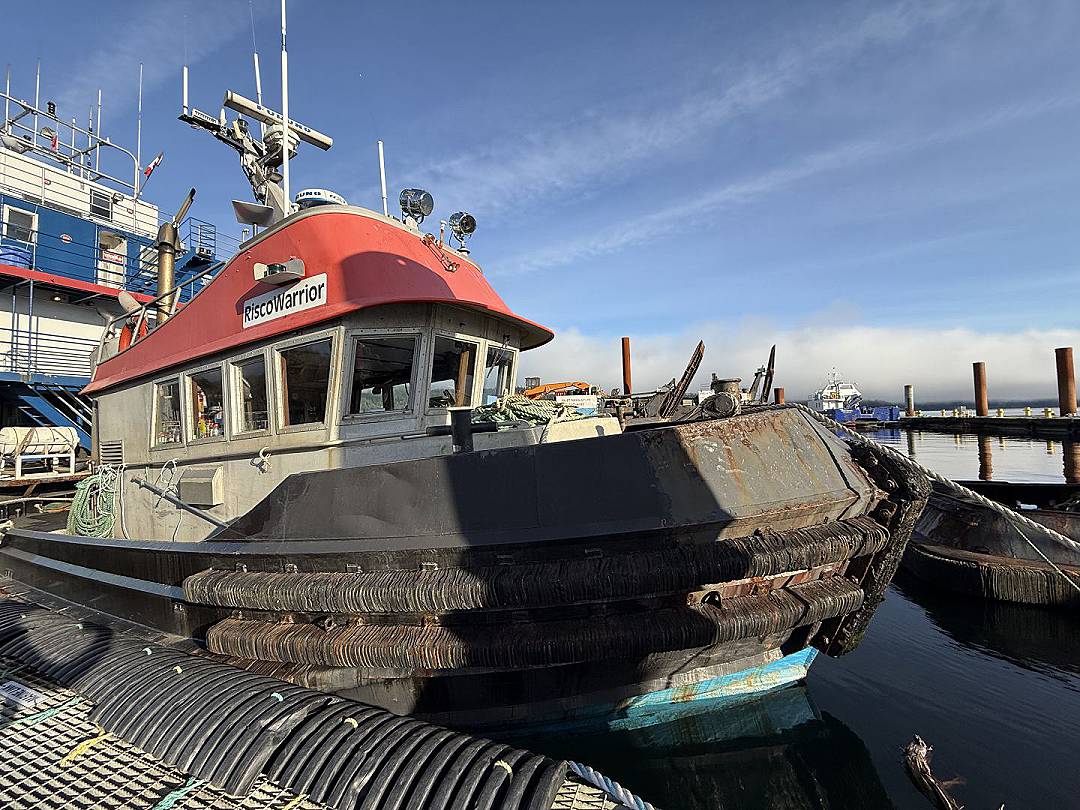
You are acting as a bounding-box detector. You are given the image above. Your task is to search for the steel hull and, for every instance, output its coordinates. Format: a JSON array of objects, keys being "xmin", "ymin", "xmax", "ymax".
[{"xmin": 0, "ymin": 407, "xmax": 928, "ymax": 729}]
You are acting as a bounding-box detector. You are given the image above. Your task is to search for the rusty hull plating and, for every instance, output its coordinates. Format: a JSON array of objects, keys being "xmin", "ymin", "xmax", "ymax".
[{"xmin": 0, "ymin": 406, "xmax": 928, "ymax": 730}]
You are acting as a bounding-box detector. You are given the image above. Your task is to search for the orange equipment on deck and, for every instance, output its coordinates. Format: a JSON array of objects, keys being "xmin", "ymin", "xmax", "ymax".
[{"xmin": 523, "ymin": 381, "xmax": 591, "ymax": 399}]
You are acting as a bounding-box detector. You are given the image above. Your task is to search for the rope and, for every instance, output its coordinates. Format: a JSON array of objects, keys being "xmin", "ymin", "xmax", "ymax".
[
  {"xmin": 66, "ymin": 464, "xmax": 124, "ymax": 538},
  {"xmin": 60, "ymin": 728, "xmax": 109, "ymax": 765},
  {"xmin": 3, "ymin": 696, "xmax": 81, "ymax": 728},
  {"xmin": 470, "ymin": 394, "xmax": 587, "ymax": 426},
  {"xmin": 152, "ymin": 777, "xmax": 205, "ymax": 810},
  {"xmin": 568, "ymin": 761, "xmax": 656, "ymax": 810},
  {"xmin": 792, "ymin": 403, "xmax": 1080, "ymax": 595}
]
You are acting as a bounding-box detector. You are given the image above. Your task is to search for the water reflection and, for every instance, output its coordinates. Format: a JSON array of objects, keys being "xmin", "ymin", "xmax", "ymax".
[
  {"xmin": 516, "ymin": 685, "xmax": 895, "ymax": 809},
  {"xmin": 978, "ymin": 435, "xmax": 993, "ymax": 480},
  {"xmin": 865, "ymin": 428, "xmax": 1076, "ymax": 483},
  {"xmin": 894, "ymin": 575, "xmax": 1080, "ymax": 679}
]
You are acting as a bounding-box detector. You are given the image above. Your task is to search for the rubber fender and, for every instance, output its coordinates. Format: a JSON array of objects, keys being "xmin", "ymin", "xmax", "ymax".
[
  {"xmin": 44, "ymin": 631, "xmax": 118, "ymax": 682},
  {"xmin": 376, "ymin": 727, "xmax": 458, "ymax": 810},
  {"xmin": 0, "ymin": 620, "xmax": 80, "ymax": 668},
  {"xmin": 167, "ymin": 672, "xmax": 303, "ymax": 768},
  {"xmin": 392, "ymin": 732, "xmax": 475, "ymax": 810},
  {"xmin": 139, "ymin": 666, "xmax": 261, "ymax": 758},
  {"xmin": 170, "ymin": 678, "xmax": 295, "ymax": 770},
  {"xmin": 353, "ymin": 724, "xmax": 446, "ymax": 810},
  {"xmin": 320, "ymin": 716, "xmax": 428, "ymax": 807},
  {"xmin": 90, "ymin": 648, "xmax": 216, "ymax": 730},
  {"xmin": 491, "ymin": 753, "xmax": 546, "ymax": 810},
  {"xmin": 469, "ymin": 747, "xmax": 532, "ymax": 810},
  {"xmin": 216, "ymin": 692, "xmax": 335, "ymax": 796},
  {"xmin": 142, "ymin": 666, "xmax": 252, "ymax": 755},
  {"xmin": 524, "ymin": 759, "xmax": 572, "ymax": 810},
  {"xmin": 71, "ymin": 643, "xmax": 166, "ymax": 697},
  {"xmin": 262, "ymin": 701, "xmax": 360, "ymax": 783},
  {"xmin": 446, "ymin": 742, "xmax": 512, "ymax": 810},
  {"xmin": 414, "ymin": 738, "xmax": 493, "ymax": 810},
  {"xmin": 98, "ymin": 655, "xmax": 222, "ymax": 737},
  {"xmin": 281, "ymin": 707, "xmax": 399, "ymax": 796},
  {"xmin": 183, "ymin": 682, "xmax": 309, "ymax": 776}
]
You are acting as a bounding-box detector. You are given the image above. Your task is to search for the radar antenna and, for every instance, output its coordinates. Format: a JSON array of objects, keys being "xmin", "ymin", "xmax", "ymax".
[{"xmin": 178, "ymin": 67, "xmax": 332, "ymax": 225}]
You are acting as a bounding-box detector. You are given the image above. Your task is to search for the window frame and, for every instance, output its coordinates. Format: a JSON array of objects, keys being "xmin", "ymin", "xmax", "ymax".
[
  {"xmin": 480, "ymin": 343, "xmax": 517, "ymax": 405},
  {"xmin": 424, "ymin": 332, "xmax": 481, "ymax": 413},
  {"xmin": 150, "ymin": 376, "xmax": 185, "ymax": 450},
  {"xmin": 229, "ymin": 349, "xmax": 273, "ymax": 439},
  {"xmin": 273, "ymin": 330, "xmax": 339, "ymax": 434},
  {"xmin": 1, "ymin": 204, "xmax": 38, "ymax": 245},
  {"xmin": 183, "ymin": 361, "xmax": 227, "ymax": 445},
  {"xmin": 89, "ymin": 189, "xmax": 112, "ymax": 222},
  {"xmin": 341, "ymin": 329, "xmax": 423, "ymax": 422}
]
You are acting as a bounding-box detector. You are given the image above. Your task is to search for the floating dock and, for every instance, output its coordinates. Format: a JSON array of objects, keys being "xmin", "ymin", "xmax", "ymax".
[
  {"xmin": 0, "ymin": 590, "xmax": 637, "ymax": 810},
  {"xmin": 900, "ymin": 415, "xmax": 1080, "ymax": 439}
]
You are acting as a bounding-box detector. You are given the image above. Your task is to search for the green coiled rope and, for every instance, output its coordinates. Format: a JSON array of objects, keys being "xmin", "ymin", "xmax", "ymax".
[{"xmin": 66, "ymin": 466, "xmax": 122, "ymax": 538}]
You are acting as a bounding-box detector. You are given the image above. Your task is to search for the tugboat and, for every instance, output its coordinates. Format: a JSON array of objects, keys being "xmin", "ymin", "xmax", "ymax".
[
  {"xmin": 0, "ymin": 51, "xmax": 928, "ymax": 732},
  {"xmin": 807, "ymin": 370, "xmax": 900, "ymax": 425}
]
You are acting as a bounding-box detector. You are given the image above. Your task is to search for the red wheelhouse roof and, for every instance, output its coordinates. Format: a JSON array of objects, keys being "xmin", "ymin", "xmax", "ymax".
[{"xmin": 84, "ymin": 207, "xmax": 553, "ymax": 394}]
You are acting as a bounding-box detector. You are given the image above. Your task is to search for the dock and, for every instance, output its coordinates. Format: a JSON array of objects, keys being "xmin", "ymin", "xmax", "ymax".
[
  {"xmin": 900, "ymin": 415, "xmax": 1080, "ymax": 439},
  {"xmin": 0, "ymin": 590, "xmax": 636, "ymax": 810}
]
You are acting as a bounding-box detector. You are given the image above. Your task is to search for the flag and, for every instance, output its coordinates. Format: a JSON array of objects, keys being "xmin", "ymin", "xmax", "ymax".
[
  {"xmin": 50, "ymin": 131, "xmax": 58, "ymax": 150},
  {"xmin": 144, "ymin": 151, "xmax": 163, "ymax": 178}
]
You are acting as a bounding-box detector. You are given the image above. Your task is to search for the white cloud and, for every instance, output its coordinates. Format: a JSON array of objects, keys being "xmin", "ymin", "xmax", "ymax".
[
  {"xmin": 396, "ymin": 1, "xmax": 969, "ymax": 216},
  {"xmin": 495, "ymin": 90, "xmax": 1080, "ymax": 276},
  {"xmin": 519, "ymin": 321, "xmax": 1080, "ymax": 403},
  {"xmin": 53, "ymin": 1, "xmax": 258, "ymax": 120}
]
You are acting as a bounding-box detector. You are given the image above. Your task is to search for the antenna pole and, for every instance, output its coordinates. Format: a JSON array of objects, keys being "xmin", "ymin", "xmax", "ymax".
[
  {"xmin": 377, "ymin": 140, "xmax": 388, "ymax": 216},
  {"xmin": 182, "ymin": 65, "xmax": 189, "ymax": 116},
  {"xmin": 33, "ymin": 60, "xmax": 40, "ymax": 150},
  {"xmin": 4, "ymin": 65, "xmax": 10, "ymax": 126},
  {"xmin": 250, "ymin": 0, "xmax": 266, "ymax": 137},
  {"xmin": 95, "ymin": 88, "xmax": 102, "ymax": 172},
  {"xmin": 279, "ymin": 0, "xmax": 290, "ymax": 211},
  {"xmin": 136, "ymin": 63, "xmax": 143, "ymax": 198}
]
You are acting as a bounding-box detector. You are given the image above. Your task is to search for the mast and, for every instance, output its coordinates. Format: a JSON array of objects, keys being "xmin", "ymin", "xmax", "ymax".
[
  {"xmin": 279, "ymin": 0, "xmax": 290, "ymax": 209},
  {"xmin": 378, "ymin": 140, "xmax": 388, "ymax": 216},
  {"xmin": 136, "ymin": 63, "xmax": 143, "ymax": 197}
]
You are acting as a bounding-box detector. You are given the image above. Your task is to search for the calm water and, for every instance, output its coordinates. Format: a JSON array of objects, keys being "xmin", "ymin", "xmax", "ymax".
[{"xmin": 518, "ymin": 430, "xmax": 1080, "ymax": 809}]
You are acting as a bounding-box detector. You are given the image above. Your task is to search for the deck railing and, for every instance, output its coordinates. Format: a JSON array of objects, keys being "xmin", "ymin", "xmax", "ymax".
[{"xmin": 0, "ymin": 326, "xmax": 97, "ymax": 378}]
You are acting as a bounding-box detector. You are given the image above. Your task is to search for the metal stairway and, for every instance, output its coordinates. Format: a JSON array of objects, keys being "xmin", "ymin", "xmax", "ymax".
[{"xmin": 15, "ymin": 380, "xmax": 92, "ymax": 450}]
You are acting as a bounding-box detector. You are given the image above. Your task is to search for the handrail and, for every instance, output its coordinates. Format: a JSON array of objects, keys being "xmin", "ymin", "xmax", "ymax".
[{"xmin": 95, "ymin": 259, "xmax": 227, "ymax": 364}]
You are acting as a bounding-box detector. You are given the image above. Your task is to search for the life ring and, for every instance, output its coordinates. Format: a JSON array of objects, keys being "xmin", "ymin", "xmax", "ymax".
[{"xmin": 118, "ymin": 317, "xmax": 149, "ymax": 351}]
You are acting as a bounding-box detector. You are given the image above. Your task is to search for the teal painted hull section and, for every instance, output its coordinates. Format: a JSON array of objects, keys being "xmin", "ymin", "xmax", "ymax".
[{"xmin": 528, "ymin": 648, "xmax": 819, "ymax": 735}]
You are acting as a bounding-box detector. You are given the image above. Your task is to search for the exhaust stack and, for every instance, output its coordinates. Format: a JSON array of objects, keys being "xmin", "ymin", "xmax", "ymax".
[{"xmin": 156, "ymin": 188, "xmax": 196, "ymax": 322}]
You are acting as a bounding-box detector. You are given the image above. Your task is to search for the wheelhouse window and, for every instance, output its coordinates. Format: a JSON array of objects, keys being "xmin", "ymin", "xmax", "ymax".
[
  {"xmin": 189, "ymin": 367, "xmax": 225, "ymax": 440},
  {"xmin": 2, "ymin": 205, "xmax": 36, "ymax": 244},
  {"xmin": 234, "ymin": 355, "xmax": 269, "ymax": 433},
  {"xmin": 279, "ymin": 338, "xmax": 332, "ymax": 426},
  {"xmin": 482, "ymin": 346, "xmax": 514, "ymax": 404},
  {"xmin": 153, "ymin": 379, "xmax": 183, "ymax": 446},
  {"xmin": 347, "ymin": 336, "xmax": 417, "ymax": 415},
  {"xmin": 427, "ymin": 337, "xmax": 477, "ymax": 409}
]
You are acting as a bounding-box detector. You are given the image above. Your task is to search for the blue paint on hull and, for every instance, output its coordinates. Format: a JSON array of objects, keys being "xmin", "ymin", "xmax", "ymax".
[{"xmin": 526, "ymin": 648, "xmax": 819, "ymax": 736}]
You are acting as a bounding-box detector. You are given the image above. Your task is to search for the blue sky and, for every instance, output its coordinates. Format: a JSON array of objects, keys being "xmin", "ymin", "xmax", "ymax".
[{"xmin": 7, "ymin": 1, "xmax": 1080, "ymax": 399}]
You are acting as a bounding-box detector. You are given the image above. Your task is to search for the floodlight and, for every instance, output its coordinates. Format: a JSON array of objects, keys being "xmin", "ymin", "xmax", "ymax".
[{"xmin": 399, "ymin": 188, "xmax": 434, "ymax": 223}]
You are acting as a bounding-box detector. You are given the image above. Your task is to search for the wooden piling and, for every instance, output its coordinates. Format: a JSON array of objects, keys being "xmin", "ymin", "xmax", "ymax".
[
  {"xmin": 904, "ymin": 384, "xmax": 915, "ymax": 417},
  {"xmin": 1056, "ymin": 347, "xmax": 1076, "ymax": 416},
  {"xmin": 972, "ymin": 362, "xmax": 988, "ymax": 417},
  {"xmin": 621, "ymin": 337, "xmax": 632, "ymax": 396},
  {"xmin": 773, "ymin": 387, "xmax": 785, "ymax": 404}
]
